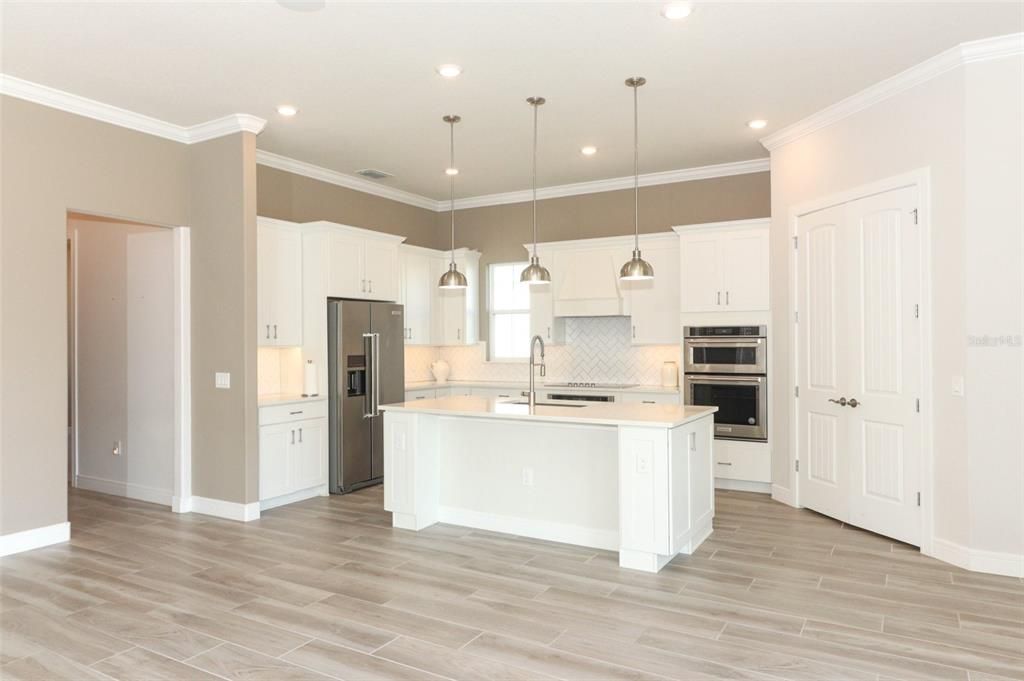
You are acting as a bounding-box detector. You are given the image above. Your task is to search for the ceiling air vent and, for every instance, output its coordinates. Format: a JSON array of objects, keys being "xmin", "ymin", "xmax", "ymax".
[{"xmin": 356, "ymin": 168, "xmax": 393, "ymax": 180}]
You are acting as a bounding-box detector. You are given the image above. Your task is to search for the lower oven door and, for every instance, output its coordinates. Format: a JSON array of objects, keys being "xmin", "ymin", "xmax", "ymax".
[{"xmin": 684, "ymin": 374, "xmax": 767, "ymax": 441}]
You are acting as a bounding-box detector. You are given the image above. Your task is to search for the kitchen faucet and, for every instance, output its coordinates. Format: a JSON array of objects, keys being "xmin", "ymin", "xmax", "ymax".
[{"xmin": 528, "ymin": 335, "xmax": 546, "ymax": 409}]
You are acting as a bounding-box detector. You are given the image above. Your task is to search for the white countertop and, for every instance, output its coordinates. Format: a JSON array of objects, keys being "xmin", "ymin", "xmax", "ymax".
[
  {"xmin": 258, "ymin": 393, "xmax": 327, "ymax": 407},
  {"xmin": 381, "ymin": 395, "xmax": 715, "ymax": 428},
  {"xmin": 405, "ymin": 380, "xmax": 681, "ymax": 395}
]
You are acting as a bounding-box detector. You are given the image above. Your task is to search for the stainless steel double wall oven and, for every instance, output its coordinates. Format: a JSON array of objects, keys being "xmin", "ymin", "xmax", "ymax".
[{"xmin": 683, "ymin": 325, "xmax": 767, "ymax": 442}]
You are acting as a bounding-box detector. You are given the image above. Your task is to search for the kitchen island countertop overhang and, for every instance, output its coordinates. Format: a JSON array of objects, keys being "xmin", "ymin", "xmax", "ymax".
[{"xmin": 379, "ymin": 396, "xmax": 718, "ymax": 573}]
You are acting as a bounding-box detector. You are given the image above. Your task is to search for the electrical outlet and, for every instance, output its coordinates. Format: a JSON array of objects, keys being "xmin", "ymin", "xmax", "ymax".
[
  {"xmin": 112, "ymin": 440, "xmax": 121, "ymax": 456},
  {"xmin": 522, "ymin": 467, "xmax": 534, "ymax": 487},
  {"xmin": 951, "ymin": 375, "xmax": 965, "ymax": 397},
  {"xmin": 215, "ymin": 372, "xmax": 231, "ymax": 389}
]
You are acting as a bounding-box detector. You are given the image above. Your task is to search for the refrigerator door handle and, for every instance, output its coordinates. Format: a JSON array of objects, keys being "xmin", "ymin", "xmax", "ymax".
[
  {"xmin": 372, "ymin": 332, "xmax": 382, "ymax": 416},
  {"xmin": 362, "ymin": 333, "xmax": 374, "ymax": 418}
]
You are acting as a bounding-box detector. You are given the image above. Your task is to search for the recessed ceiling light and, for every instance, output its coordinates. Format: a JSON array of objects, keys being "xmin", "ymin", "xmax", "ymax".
[
  {"xmin": 445, "ymin": 167, "xmax": 459, "ymax": 176},
  {"xmin": 661, "ymin": 2, "xmax": 693, "ymax": 20},
  {"xmin": 276, "ymin": 104, "xmax": 298, "ymax": 117},
  {"xmin": 747, "ymin": 119, "xmax": 768, "ymax": 130},
  {"xmin": 437, "ymin": 64, "xmax": 463, "ymax": 79},
  {"xmin": 581, "ymin": 146, "xmax": 598, "ymax": 156}
]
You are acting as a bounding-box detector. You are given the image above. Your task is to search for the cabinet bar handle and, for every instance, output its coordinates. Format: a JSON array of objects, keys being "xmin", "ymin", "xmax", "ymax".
[
  {"xmin": 266, "ymin": 325, "xmax": 270, "ymax": 339},
  {"xmin": 290, "ymin": 429, "xmax": 295, "ymax": 445},
  {"xmin": 632, "ymin": 325, "xmax": 636, "ymax": 339},
  {"xmin": 289, "ymin": 410, "xmax": 303, "ymax": 415},
  {"xmin": 642, "ymin": 400, "xmax": 655, "ymax": 404},
  {"xmin": 273, "ymin": 324, "xmax": 278, "ymax": 339},
  {"xmin": 547, "ymin": 326, "xmax": 551, "ymax": 339},
  {"xmin": 725, "ymin": 291, "xmax": 730, "ymax": 305},
  {"xmin": 717, "ymin": 462, "xmax": 732, "ymax": 466},
  {"xmin": 717, "ymin": 291, "xmax": 721, "ymax": 305},
  {"xmin": 298, "ymin": 427, "xmax": 303, "ymax": 443}
]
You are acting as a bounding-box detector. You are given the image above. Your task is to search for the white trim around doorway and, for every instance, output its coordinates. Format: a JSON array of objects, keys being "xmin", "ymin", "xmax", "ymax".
[
  {"xmin": 785, "ymin": 168, "xmax": 935, "ymax": 557},
  {"xmin": 172, "ymin": 226, "xmax": 193, "ymax": 513}
]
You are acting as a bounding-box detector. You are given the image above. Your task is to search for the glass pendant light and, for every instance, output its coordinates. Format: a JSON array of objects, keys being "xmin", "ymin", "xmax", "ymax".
[
  {"xmin": 619, "ymin": 76, "xmax": 654, "ymax": 281},
  {"xmin": 438, "ymin": 114, "xmax": 468, "ymax": 289},
  {"xmin": 520, "ymin": 96, "xmax": 551, "ymax": 285}
]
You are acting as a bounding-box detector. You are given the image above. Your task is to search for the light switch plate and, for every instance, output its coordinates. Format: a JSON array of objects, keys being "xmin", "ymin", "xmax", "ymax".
[
  {"xmin": 951, "ymin": 375, "xmax": 965, "ymax": 397},
  {"xmin": 215, "ymin": 372, "xmax": 231, "ymax": 389}
]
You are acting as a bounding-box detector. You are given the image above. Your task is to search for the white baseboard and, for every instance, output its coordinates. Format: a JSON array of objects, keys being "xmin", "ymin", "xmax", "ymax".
[
  {"xmin": 771, "ymin": 484, "xmax": 798, "ymax": 508},
  {"xmin": 929, "ymin": 538, "xmax": 1024, "ymax": 578},
  {"xmin": 715, "ymin": 478, "xmax": 772, "ymax": 494},
  {"xmin": 0, "ymin": 522, "xmax": 71, "ymax": 557},
  {"xmin": 260, "ymin": 484, "xmax": 329, "ymax": 511},
  {"xmin": 172, "ymin": 495, "xmax": 193, "ymax": 513},
  {"xmin": 75, "ymin": 475, "xmax": 172, "ymax": 507},
  {"xmin": 437, "ymin": 506, "xmax": 619, "ymax": 551},
  {"xmin": 189, "ymin": 495, "xmax": 261, "ymax": 522}
]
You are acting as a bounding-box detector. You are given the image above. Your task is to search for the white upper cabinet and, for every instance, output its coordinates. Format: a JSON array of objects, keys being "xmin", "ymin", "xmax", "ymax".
[
  {"xmin": 674, "ymin": 219, "xmax": 770, "ymax": 313},
  {"xmin": 257, "ymin": 218, "xmax": 303, "ymax": 346},
  {"xmin": 305, "ymin": 221, "xmax": 402, "ymax": 302},
  {"xmin": 528, "ymin": 285, "xmax": 566, "ymax": 345},
  {"xmin": 435, "ymin": 250, "xmax": 481, "ymax": 346},
  {"xmin": 620, "ymin": 236, "xmax": 680, "ymax": 345},
  {"xmin": 398, "ymin": 247, "xmax": 436, "ymax": 345}
]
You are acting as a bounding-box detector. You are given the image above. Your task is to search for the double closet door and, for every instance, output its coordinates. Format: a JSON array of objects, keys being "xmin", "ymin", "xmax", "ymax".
[{"xmin": 797, "ymin": 185, "xmax": 922, "ymax": 546}]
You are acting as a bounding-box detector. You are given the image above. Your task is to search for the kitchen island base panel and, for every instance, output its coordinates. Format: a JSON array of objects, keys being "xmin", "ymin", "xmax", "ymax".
[{"xmin": 383, "ymin": 408, "xmax": 715, "ymax": 573}]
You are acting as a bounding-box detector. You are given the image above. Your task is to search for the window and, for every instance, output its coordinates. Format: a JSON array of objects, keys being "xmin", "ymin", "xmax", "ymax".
[{"xmin": 488, "ymin": 262, "xmax": 531, "ymax": 360}]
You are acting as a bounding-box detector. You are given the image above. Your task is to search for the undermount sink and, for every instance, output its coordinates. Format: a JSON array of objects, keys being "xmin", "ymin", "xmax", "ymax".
[{"xmin": 505, "ymin": 400, "xmax": 587, "ymax": 408}]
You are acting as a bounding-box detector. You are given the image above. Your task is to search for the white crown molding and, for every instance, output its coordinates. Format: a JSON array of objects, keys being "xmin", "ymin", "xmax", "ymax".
[
  {"xmin": 256, "ymin": 150, "xmax": 441, "ymax": 211},
  {"xmin": 761, "ymin": 32, "xmax": 1024, "ymax": 151},
  {"xmin": 0, "ymin": 74, "xmax": 266, "ymax": 143},
  {"xmin": 452, "ymin": 158, "xmax": 770, "ymax": 211}
]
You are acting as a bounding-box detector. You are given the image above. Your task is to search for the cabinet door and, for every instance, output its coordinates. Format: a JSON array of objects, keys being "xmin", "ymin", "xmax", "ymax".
[
  {"xmin": 401, "ymin": 251, "xmax": 433, "ymax": 345},
  {"xmin": 679, "ymin": 233, "xmax": 723, "ymax": 312},
  {"xmin": 720, "ymin": 229, "xmax": 769, "ymax": 311},
  {"xmin": 259, "ymin": 423, "xmax": 293, "ymax": 500},
  {"xmin": 271, "ymin": 228, "xmax": 303, "ymax": 346},
  {"xmin": 435, "ymin": 256, "xmax": 466, "ymax": 346},
  {"xmin": 257, "ymin": 227, "xmax": 277, "ymax": 346},
  {"xmin": 327, "ymin": 233, "xmax": 364, "ymax": 298},
  {"xmin": 624, "ymin": 245, "xmax": 679, "ymax": 345},
  {"xmin": 363, "ymin": 241, "xmax": 398, "ymax": 302},
  {"xmin": 290, "ymin": 419, "xmax": 326, "ymax": 492}
]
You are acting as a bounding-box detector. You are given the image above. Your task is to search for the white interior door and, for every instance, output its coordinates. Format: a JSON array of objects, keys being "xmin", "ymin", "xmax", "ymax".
[
  {"xmin": 798, "ymin": 186, "xmax": 921, "ymax": 545},
  {"xmin": 797, "ymin": 204, "xmax": 849, "ymax": 521},
  {"xmin": 846, "ymin": 187, "xmax": 921, "ymax": 545}
]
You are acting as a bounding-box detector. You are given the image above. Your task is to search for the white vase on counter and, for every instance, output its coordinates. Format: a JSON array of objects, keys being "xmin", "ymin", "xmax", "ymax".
[
  {"xmin": 661, "ymin": 361, "xmax": 678, "ymax": 388},
  {"xmin": 430, "ymin": 360, "xmax": 451, "ymax": 384}
]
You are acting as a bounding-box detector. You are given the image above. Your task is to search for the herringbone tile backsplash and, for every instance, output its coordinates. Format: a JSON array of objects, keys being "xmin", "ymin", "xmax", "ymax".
[{"xmin": 405, "ymin": 316, "xmax": 681, "ymax": 386}]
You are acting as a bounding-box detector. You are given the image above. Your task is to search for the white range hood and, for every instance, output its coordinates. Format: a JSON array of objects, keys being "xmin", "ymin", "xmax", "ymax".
[{"xmin": 550, "ymin": 246, "xmax": 626, "ymax": 317}]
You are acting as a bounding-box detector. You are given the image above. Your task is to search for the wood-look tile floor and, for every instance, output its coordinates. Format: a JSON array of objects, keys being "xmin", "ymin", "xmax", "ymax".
[{"xmin": 1, "ymin": 487, "xmax": 1022, "ymax": 681}]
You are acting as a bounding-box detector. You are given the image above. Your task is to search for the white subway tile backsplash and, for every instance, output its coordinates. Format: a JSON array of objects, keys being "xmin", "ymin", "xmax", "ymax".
[{"xmin": 404, "ymin": 316, "xmax": 680, "ymax": 386}]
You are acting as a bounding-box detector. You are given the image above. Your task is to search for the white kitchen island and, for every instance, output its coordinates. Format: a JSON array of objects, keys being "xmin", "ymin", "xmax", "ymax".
[{"xmin": 379, "ymin": 396, "xmax": 717, "ymax": 573}]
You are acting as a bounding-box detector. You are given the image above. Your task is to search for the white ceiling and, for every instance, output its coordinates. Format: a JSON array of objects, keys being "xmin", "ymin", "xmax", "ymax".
[{"xmin": 2, "ymin": 2, "xmax": 1020, "ymax": 200}]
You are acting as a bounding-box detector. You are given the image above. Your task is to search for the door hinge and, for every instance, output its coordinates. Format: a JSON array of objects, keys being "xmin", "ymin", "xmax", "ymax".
[
  {"xmin": 794, "ymin": 386, "xmax": 800, "ymax": 398},
  {"xmin": 795, "ymin": 460, "xmax": 800, "ymax": 472},
  {"xmin": 916, "ymin": 398, "xmax": 921, "ymax": 413},
  {"xmin": 911, "ymin": 208, "xmax": 919, "ymax": 225},
  {"xmin": 914, "ymin": 304, "xmax": 920, "ymax": 319},
  {"xmin": 793, "ymin": 235, "xmax": 799, "ymax": 249},
  {"xmin": 917, "ymin": 491, "xmax": 921, "ymax": 506}
]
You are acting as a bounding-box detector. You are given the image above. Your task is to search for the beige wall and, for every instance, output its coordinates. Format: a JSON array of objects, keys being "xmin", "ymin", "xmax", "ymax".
[
  {"xmin": 189, "ymin": 134, "xmax": 261, "ymax": 505},
  {"xmin": 448, "ymin": 172, "xmax": 771, "ymax": 342},
  {"xmin": 257, "ymin": 165, "xmax": 441, "ymax": 249},
  {"xmin": 768, "ymin": 56, "xmax": 1022, "ymax": 557},
  {"xmin": 0, "ymin": 96, "xmax": 259, "ymax": 537},
  {"xmin": 0, "ymin": 96, "xmax": 190, "ymax": 535}
]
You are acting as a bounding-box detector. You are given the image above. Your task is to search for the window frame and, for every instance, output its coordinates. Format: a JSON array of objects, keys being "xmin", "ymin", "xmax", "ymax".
[{"xmin": 487, "ymin": 261, "xmax": 531, "ymax": 362}]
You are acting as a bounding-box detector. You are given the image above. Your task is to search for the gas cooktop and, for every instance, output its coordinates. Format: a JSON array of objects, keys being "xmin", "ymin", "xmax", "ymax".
[{"xmin": 545, "ymin": 382, "xmax": 638, "ymax": 390}]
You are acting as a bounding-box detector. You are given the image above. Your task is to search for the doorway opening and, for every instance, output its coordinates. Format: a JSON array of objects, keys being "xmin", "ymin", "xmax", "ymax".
[{"xmin": 67, "ymin": 213, "xmax": 191, "ymax": 510}]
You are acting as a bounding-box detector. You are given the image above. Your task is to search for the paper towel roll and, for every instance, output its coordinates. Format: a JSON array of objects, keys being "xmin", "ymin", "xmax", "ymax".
[
  {"xmin": 302, "ymin": 359, "xmax": 319, "ymax": 397},
  {"xmin": 661, "ymin": 361, "xmax": 678, "ymax": 388}
]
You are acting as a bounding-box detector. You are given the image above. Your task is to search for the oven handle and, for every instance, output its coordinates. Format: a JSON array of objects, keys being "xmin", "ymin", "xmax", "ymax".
[
  {"xmin": 686, "ymin": 338, "xmax": 765, "ymax": 347},
  {"xmin": 687, "ymin": 375, "xmax": 766, "ymax": 384}
]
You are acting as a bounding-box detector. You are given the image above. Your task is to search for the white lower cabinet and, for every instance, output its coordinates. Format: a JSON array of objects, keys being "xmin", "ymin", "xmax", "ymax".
[
  {"xmin": 404, "ymin": 388, "xmax": 437, "ymax": 401},
  {"xmin": 713, "ymin": 439, "xmax": 771, "ymax": 484},
  {"xmin": 258, "ymin": 401, "xmax": 328, "ymax": 507}
]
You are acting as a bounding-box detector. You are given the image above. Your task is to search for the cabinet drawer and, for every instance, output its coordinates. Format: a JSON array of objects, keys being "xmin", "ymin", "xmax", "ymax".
[
  {"xmin": 621, "ymin": 392, "xmax": 680, "ymax": 405},
  {"xmin": 260, "ymin": 400, "xmax": 328, "ymax": 426},
  {"xmin": 713, "ymin": 439, "xmax": 770, "ymax": 483}
]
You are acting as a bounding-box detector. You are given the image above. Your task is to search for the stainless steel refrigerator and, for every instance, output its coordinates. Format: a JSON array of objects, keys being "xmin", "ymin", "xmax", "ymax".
[{"xmin": 327, "ymin": 299, "xmax": 405, "ymax": 494}]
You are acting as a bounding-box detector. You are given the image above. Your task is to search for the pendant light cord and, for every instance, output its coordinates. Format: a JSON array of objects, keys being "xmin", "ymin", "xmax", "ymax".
[
  {"xmin": 449, "ymin": 118, "xmax": 456, "ymax": 266},
  {"xmin": 532, "ymin": 100, "xmax": 538, "ymax": 258},
  {"xmin": 632, "ymin": 81, "xmax": 640, "ymax": 252}
]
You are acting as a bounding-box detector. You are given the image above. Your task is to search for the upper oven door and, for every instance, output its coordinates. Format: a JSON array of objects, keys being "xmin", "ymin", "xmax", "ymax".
[{"xmin": 684, "ymin": 337, "xmax": 766, "ymax": 374}]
